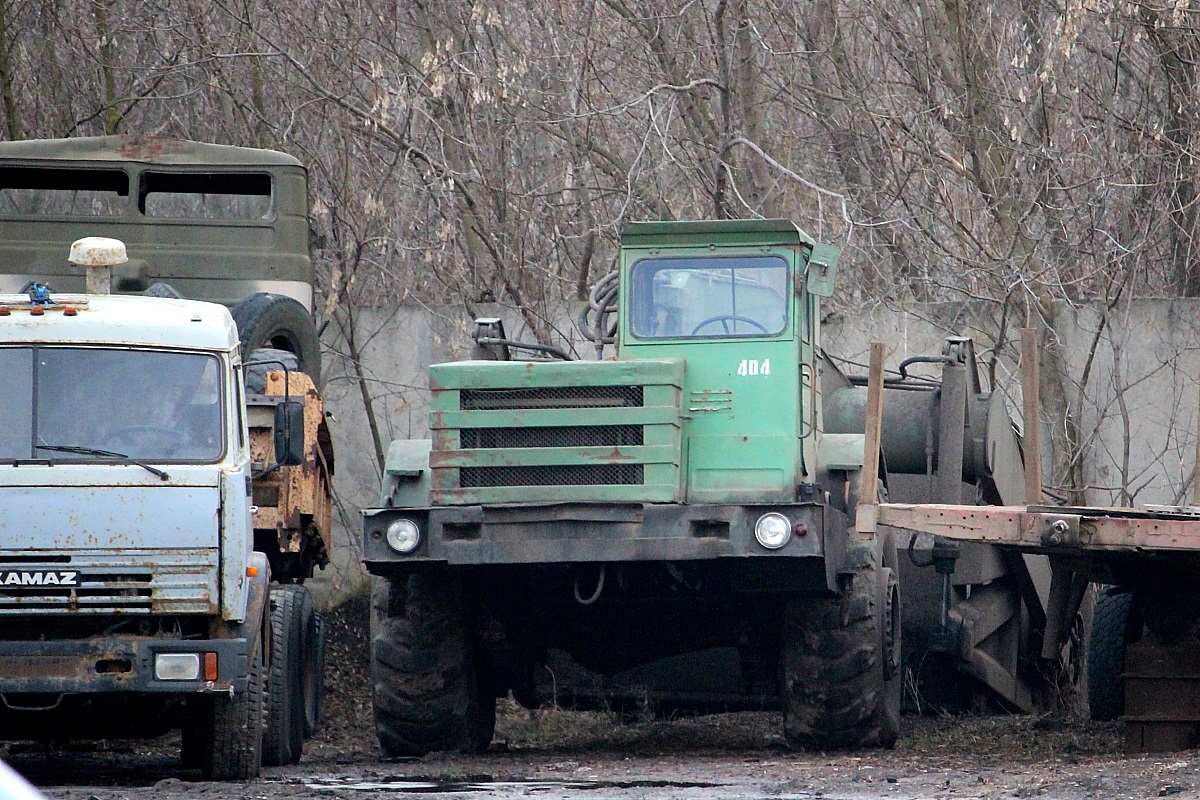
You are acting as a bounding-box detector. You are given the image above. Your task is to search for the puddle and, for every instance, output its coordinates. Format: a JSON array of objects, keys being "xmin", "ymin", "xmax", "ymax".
[{"xmin": 304, "ymin": 777, "xmax": 724, "ymax": 793}]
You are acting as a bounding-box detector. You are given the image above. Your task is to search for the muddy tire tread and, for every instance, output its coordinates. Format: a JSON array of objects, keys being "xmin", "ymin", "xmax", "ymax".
[
  {"xmin": 200, "ymin": 643, "xmax": 263, "ymax": 780},
  {"xmin": 263, "ymin": 585, "xmax": 305, "ymax": 766},
  {"xmin": 302, "ymin": 595, "xmax": 325, "ymax": 738},
  {"xmin": 371, "ymin": 573, "xmax": 495, "ymax": 757},
  {"xmin": 782, "ymin": 550, "xmax": 900, "ymax": 750}
]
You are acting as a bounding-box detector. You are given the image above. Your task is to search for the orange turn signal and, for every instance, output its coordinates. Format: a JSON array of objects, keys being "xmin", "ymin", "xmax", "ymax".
[
  {"xmin": 204, "ymin": 652, "xmax": 218, "ymax": 681},
  {"xmin": 246, "ymin": 566, "xmax": 258, "ymax": 577}
]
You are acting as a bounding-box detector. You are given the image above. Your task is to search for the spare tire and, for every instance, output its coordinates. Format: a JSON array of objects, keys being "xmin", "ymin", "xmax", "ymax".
[
  {"xmin": 245, "ymin": 348, "xmax": 301, "ymax": 394},
  {"xmin": 232, "ymin": 293, "xmax": 321, "ymax": 383}
]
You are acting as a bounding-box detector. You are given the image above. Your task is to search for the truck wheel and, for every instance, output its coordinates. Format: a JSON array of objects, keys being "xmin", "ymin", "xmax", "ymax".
[
  {"xmin": 1088, "ymin": 587, "xmax": 1140, "ymax": 721},
  {"xmin": 200, "ymin": 641, "xmax": 263, "ymax": 780},
  {"xmin": 781, "ymin": 543, "xmax": 901, "ymax": 750},
  {"xmin": 263, "ymin": 585, "xmax": 306, "ymax": 766},
  {"xmin": 300, "ymin": 593, "xmax": 326, "ymax": 738},
  {"xmin": 232, "ymin": 293, "xmax": 321, "ymax": 382},
  {"xmin": 371, "ymin": 573, "xmax": 495, "ymax": 756}
]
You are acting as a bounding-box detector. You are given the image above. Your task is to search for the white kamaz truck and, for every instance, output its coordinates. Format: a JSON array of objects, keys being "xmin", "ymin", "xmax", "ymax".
[{"xmin": 0, "ymin": 238, "xmax": 326, "ymax": 779}]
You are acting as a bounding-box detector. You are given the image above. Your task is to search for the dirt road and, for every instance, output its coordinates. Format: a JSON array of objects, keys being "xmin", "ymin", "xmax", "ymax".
[
  {"xmin": 10, "ymin": 598, "xmax": 1200, "ymax": 800},
  {"xmin": 10, "ymin": 713, "xmax": 1198, "ymax": 800}
]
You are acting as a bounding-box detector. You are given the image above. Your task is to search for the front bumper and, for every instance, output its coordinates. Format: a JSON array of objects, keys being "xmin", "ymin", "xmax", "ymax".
[
  {"xmin": 0, "ymin": 636, "xmax": 249, "ymax": 695},
  {"xmin": 364, "ymin": 501, "xmax": 837, "ymax": 569}
]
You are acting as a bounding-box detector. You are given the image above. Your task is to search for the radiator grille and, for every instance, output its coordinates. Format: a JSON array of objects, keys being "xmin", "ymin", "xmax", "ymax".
[
  {"xmin": 429, "ymin": 359, "xmax": 683, "ymax": 503},
  {"xmin": 0, "ymin": 572, "xmax": 153, "ymax": 610},
  {"xmin": 460, "ymin": 385, "xmax": 644, "ymax": 410},
  {"xmin": 0, "ymin": 552, "xmax": 216, "ymax": 614},
  {"xmin": 461, "ymin": 464, "xmax": 645, "ymax": 487},
  {"xmin": 461, "ymin": 425, "xmax": 644, "ymax": 450}
]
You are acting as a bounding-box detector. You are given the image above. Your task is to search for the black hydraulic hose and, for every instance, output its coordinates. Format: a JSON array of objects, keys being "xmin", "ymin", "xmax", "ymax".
[
  {"xmin": 474, "ymin": 337, "xmax": 572, "ymax": 361},
  {"xmin": 897, "ymin": 355, "xmax": 954, "ymax": 381},
  {"xmin": 579, "ymin": 269, "xmax": 619, "ymax": 358}
]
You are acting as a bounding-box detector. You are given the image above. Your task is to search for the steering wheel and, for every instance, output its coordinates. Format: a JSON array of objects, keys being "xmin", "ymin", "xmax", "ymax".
[
  {"xmin": 690, "ymin": 315, "xmax": 769, "ymax": 336},
  {"xmin": 103, "ymin": 425, "xmax": 191, "ymax": 454}
]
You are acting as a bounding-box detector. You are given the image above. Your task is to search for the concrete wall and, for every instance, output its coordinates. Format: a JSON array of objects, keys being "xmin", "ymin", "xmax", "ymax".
[{"xmin": 307, "ymin": 299, "xmax": 1200, "ymax": 607}]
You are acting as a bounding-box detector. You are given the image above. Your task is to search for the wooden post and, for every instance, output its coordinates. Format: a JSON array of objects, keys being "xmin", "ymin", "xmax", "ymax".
[
  {"xmin": 1194, "ymin": 376, "xmax": 1200, "ymax": 506},
  {"xmin": 857, "ymin": 342, "xmax": 885, "ymax": 534},
  {"xmin": 1021, "ymin": 328, "xmax": 1042, "ymax": 507}
]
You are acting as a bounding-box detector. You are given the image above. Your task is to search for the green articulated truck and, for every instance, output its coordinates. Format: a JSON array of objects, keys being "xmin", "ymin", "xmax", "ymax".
[{"xmin": 363, "ymin": 219, "xmax": 1084, "ymax": 753}]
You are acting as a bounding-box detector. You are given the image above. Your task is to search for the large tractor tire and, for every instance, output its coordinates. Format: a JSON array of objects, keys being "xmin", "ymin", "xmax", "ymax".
[
  {"xmin": 232, "ymin": 293, "xmax": 321, "ymax": 383},
  {"xmin": 371, "ymin": 573, "xmax": 495, "ymax": 757},
  {"xmin": 263, "ymin": 585, "xmax": 306, "ymax": 766},
  {"xmin": 199, "ymin": 640, "xmax": 263, "ymax": 780},
  {"xmin": 782, "ymin": 539, "xmax": 901, "ymax": 750},
  {"xmin": 1088, "ymin": 587, "xmax": 1140, "ymax": 721}
]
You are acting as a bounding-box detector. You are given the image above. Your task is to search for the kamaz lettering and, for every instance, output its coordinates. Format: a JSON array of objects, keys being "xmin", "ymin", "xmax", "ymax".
[{"xmin": 0, "ymin": 571, "xmax": 79, "ymax": 587}]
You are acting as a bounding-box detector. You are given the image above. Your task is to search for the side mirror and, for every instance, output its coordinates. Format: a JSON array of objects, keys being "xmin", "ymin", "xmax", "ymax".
[
  {"xmin": 273, "ymin": 400, "xmax": 306, "ymax": 467},
  {"xmin": 806, "ymin": 242, "xmax": 840, "ymax": 297}
]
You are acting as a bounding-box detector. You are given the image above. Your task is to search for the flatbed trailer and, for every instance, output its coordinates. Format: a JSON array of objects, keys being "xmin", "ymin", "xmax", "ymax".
[{"xmin": 865, "ymin": 330, "xmax": 1200, "ymax": 753}]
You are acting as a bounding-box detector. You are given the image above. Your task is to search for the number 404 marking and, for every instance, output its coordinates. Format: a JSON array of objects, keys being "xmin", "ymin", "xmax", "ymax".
[{"xmin": 736, "ymin": 358, "xmax": 770, "ymax": 376}]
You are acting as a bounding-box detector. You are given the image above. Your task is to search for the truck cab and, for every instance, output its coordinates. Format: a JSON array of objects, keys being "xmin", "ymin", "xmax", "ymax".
[{"xmin": 0, "ymin": 241, "xmax": 270, "ymax": 779}]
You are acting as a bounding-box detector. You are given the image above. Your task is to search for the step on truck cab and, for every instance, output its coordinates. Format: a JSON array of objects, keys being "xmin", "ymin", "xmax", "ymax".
[{"xmin": 0, "ymin": 238, "xmax": 321, "ymax": 778}]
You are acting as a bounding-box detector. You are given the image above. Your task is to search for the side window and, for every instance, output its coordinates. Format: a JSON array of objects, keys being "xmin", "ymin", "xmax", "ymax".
[
  {"xmin": 140, "ymin": 171, "xmax": 272, "ymax": 220},
  {"xmin": 0, "ymin": 166, "xmax": 128, "ymax": 217},
  {"xmin": 234, "ymin": 364, "xmax": 246, "ymax": 450}
]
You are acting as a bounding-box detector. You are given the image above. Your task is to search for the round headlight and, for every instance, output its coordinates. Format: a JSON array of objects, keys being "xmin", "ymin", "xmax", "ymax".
[
  {"xmin": 754, "ymin": 512, "xmax": 791, "ymax": 549},
  {"xmin": 385, "ymin": 518, "xmax": 421, "ymax": 553}
]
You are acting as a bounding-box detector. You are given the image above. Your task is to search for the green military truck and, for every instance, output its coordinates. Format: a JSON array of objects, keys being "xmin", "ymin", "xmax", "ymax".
[
  {"xmin": 363, "ymin": 219, "xmax": 1076, "ymax": 753},
  {"xmin": 0, "ymin": 135, "xmax": 321, "ymax": 378}
]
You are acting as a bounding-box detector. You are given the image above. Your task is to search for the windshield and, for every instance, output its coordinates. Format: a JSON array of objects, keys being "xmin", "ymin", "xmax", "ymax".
[
  {"xmin": 629, "ymin": 255, "xmax": 790, "ymax": 339},
  {"xmin": 0, "ymin": 347, "xmax": 224, "ymax": 462}
]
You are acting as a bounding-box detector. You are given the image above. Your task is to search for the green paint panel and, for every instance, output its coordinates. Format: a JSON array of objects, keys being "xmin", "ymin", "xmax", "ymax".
[
  {"xmin": 433, "ymin": 483, "xmax": 681, "ymax": 505},
  {"xmin": 432, "ymin": 444, "xmax": 678, "ymax": 468},
  {"xmin": 433, "ymin": 405, "xmax": 679, "ymax": 430},
  {"xmin": 430, "ymin": 358, "xmax": 684, "ymax": 390},
  {"xmin": 687, "ymin": 434, "xmax": 797, "ymax": 503}
]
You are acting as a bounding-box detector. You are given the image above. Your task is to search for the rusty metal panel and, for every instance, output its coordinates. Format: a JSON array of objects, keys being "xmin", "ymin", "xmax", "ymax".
[
  {"xmin": 248, "ymin": 369, "xmax": 333, "ymax": 558},
  {"xmin": 878, "ymin": 502, "xmax": 1200, "ymax": 554}
]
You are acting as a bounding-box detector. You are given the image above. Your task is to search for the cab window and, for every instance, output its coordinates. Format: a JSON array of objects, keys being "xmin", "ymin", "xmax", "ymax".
[{"xmin": 629, "ymin": 255, "xmax": 789, "ymax": 339}]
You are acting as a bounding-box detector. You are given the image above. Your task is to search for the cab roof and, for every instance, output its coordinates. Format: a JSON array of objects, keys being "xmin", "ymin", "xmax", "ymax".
[
  {"xmin": 621, "ymin": 218, "xmax": 817, "ymax": 249},
  {"xmin": 0, "ymin": 294, "xmax": 239, "ymax": 352},
  {"xmin": 0, "ymin": 135, "xmax": 303, "ymax": 168}
]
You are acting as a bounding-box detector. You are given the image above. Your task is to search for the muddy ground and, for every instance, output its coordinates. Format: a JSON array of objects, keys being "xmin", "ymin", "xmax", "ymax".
[{"xmin": 8, "ymin": 597, "xmax": 1200, "ymax": 800}]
